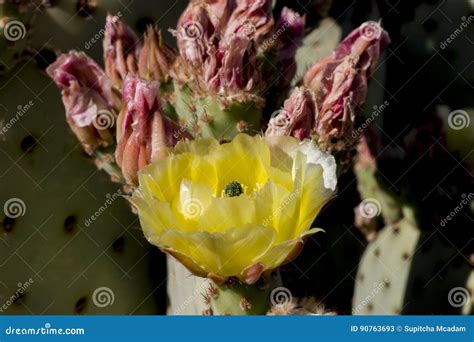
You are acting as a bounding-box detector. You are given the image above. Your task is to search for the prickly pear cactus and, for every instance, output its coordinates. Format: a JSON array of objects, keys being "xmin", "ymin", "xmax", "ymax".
[
  {"xmin": 0, "ymin": 1, "xmax": 33, "ymax": 74},
  {"xmin": 0, "ymin": 0, "xmax": 191, "ymax": 314},
  {"xmin": 294, "ymin": 17, "xmax": 341, "ymax": 81},
  {"xmin": 207, "ymin": 275, "xmax": 281, "ymax": 316},
  {"xmin": 462, "ymin": 272, "xmax": 473, "ymax": 315},
  {"xmin": 352, "ymin": 0, "xmax": 473, "ymax": 316},
  {"xmin": 352, "ymin": 216, "xmax": 420, "ymax": 315},
  {"xmin": 0, "ymin": 61, "xmax": 167, "ymax": 314},
  {"xmin": 402, "ymin": 228, "xmax": 473, "ymax": 315},
  {"xmin": 166, "ymin": 257, "xmax": 209, "ymax": 315},
  {"xmin": 173, "ymin": 86, "xmax": 263, "ymax": 141},
  {"xmin": 1, "ymin": 0, "xmax": 187, "ymax": 72}
]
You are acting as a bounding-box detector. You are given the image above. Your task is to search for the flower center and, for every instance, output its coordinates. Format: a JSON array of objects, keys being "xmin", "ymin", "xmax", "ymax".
[{"xmin": 223, "ymin": 181, "xmax": 244, "ymax": 197}]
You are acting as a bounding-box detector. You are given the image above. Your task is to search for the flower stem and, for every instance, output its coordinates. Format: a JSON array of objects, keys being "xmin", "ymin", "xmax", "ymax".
[{"xmin": 209, "ymin": 274, "xmax": 281, "ymax": 315}]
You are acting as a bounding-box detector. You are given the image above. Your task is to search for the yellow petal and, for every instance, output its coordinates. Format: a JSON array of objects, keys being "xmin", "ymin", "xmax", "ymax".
[
  {"xmin": 139, "ymin": 153, "xmax": 195, "ymax": 202},
  {"xmin": 171, "ymin": 179, "xmax": 214, "ymax": 232},
  {"xmin": 254, "ymin": 180, "xmax": 298, "ymax": 243},
  {"xmin": 174, "ymin": 137, "xmax": 220, "ymax": 156},
  {"xmin": 197, "ymin": 195, "xmax": 256, "ymax": 233},
  {"xmin": 296, "ymin": 162, "xmax": 333, "ymax": 236},
  {"xmin": 257, "ymin": 228, "xmax": 322, "ymax": 270},
  {"xmin": 159, "ymin": 225, "xmax": 276, "ymax": 278},
  {"xmin": 132, "ymin": 133, "xmax": 338, "ymax": 280},
  {"xmin": 135, "ymin": 199, "xmax": 177, "ymax": 236},
  {"xmin": 211, "ymin": 134, "xmax": 270, "ymax": 193}
]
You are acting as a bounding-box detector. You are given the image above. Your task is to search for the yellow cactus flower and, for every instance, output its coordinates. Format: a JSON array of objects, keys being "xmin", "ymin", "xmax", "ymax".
[{"xmin": 132, "ymin": 134, "xmax": 337, "ymax": 284}]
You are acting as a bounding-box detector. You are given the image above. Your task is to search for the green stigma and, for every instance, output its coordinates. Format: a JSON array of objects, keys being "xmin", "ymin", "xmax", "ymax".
[{"xmin": 224, "ymin": 181, "xmax": 243, "ymax": 197}]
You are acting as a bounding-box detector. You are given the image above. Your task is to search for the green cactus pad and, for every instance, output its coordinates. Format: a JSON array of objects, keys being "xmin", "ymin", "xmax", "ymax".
[
  {"xmin": 0, "ymin": 63, "xmax": 164, "ymax": 315},
  {"xmin": 174, "ymin": 84, "xmax": 263, "ymax": 141}
]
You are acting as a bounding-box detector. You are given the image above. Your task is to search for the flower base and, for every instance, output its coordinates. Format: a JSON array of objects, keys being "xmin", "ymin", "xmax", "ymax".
[{"xmin": 208, "ymin": 274, "xmax": 281, "ymax": 316}]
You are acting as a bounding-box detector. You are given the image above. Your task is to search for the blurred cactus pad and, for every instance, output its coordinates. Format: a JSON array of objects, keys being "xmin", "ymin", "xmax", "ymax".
[{"xmin": 0, "ymin": 0, "xmax": 191, "ymax": 315}]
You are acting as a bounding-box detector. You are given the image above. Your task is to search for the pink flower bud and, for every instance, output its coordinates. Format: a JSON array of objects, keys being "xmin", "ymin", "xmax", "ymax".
[
  {"xmin": 138, "ymin": 26, "xmax": 175, "ymax": 82},
  {"xmin": 205, "ymin": 0, "xmax": 273, "ymax": 94},
  {"xmin": 116, "ymin": 75, "xmax": 186, "ymax": 184},
  {"xmin": 304, "ymin": 21, "xmax": 390, "ymax": 151},
  {"xmin": 173, "ymin": 0, "xmax": 274, "ymax": 96},
  {"xmin": 174, "ymin": 2, "xmax": 215, "ymax": 68},
  {"xmin": 265, "ymin": 87, "xmax": 317, "ymax": 140},
  {"xmin": 207, "ymin": 26, "xmax": 260, "ymax": 93},
  {"xmin": 103, "ymin": 14, "xmax": 141, "ymax": 88},
  {"xmin": 46, "ymin": 51, "xmax": 117, "ymax": 152},
  {"xmin": 223, "ymin": 0, "xmax": 273, "ymax": 44},
  {"xmin": 200, "ymin": 0, "xmax": 234, "ymax": 32}
]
